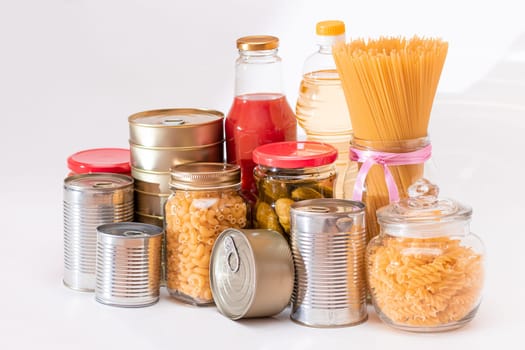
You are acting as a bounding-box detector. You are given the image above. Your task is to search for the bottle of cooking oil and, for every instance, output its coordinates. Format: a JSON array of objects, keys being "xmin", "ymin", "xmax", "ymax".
[{"xmin": 295, "ymin": 20, "xmax": 351, "ymax": 199}]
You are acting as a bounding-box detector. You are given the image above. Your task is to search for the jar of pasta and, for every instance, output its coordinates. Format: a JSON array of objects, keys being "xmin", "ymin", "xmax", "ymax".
[
  {"xmin": 367, "ymin": 178, "xmax": 485, "ymax": 332},
  {"xmin": 252, "ymin": 141, "xmax": 337, "ymax": 237},
  {"xmin": 165, "ymin": 162, "xmax": 247, "ymax": 305}
]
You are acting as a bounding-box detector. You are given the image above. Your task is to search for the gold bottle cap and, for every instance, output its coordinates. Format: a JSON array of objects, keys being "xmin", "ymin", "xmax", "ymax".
[{"xmin": 236, "ymin": 35, "xmax": 279, "ymax": 51}]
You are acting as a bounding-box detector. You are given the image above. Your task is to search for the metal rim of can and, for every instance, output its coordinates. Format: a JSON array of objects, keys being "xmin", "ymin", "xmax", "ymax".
[
  {"xmin": 64, "ymin": 173, "xmax": 134, "ymax": 192},
  {"xmin": 97, "ymin": 222, "xmax": 163, "ymax": 239},
  {"xmin": 128, "ymin": 108, "xmax": 224, "ymax": 148},
  {"xmin": 128, "ymin": 108, "xmax": 224, "ymax": 128},
  {"xmin": 210, "ymin": 228, "xmax": 294, "ymax": 320}
]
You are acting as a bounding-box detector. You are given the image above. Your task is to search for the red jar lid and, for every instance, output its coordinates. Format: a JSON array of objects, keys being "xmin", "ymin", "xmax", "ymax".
[
  {"xmin": 252, "ymin": 141, "xmax": 337, "ymax": 169},
  {"xmin": 67, "ymin": 148, "xmax": 131, "ymax": 174}
]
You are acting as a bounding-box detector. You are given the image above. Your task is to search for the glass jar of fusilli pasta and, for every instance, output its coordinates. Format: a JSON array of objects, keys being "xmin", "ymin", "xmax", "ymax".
[
  {"xmin": 165, "ymin": 162, "xmax": 247, "ymax": 305},
  {"xmin": 367, "ymin": 178, "xmax": 484, "ymax": 332}
]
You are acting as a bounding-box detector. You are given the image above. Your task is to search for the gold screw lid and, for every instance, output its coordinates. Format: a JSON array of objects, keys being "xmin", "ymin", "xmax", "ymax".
[
  {"xmin": 316, "ymin": 20, "xmax": 345, "ymax": 36},
  {"xmin": 236, "ymin": 35, "xmax": 279, "ymax": 51}
]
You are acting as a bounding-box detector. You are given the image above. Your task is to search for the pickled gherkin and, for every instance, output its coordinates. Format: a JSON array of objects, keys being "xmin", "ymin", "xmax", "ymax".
[
  {"xmin": 291, "ymin": 187, "xmax": 323, "ymax": 201},
  {"xmin": 254, "ymin": 201, "xmax": 283, "ymax": 234},
  {"xmin": 275, "ymin": 198, "xmax": 294, "ymax": 234}
]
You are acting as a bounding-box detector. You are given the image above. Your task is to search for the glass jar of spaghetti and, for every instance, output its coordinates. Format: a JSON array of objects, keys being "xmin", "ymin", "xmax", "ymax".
[
  {"xmin": 165, "ymin": 162, "xmax": 247, "ymax": 305},
  {"xmin": 367, "ymin": 179, "xmax": 484, "ymax": 332},
  {"xmin": 252, "ymin": 141, "xmax": 337, "ymax": 238},
  {"xmin": 343, "ymin": 135, "xmax": 436, "ymax": 243}
]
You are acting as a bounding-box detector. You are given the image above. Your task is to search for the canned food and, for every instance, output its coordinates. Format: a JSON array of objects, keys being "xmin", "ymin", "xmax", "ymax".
[
  {"xmin": 290, "ymin": 199, "xmax": 367, "ymax": 327},
  {"xmin": 134, "ymin": 188, "xmax": 169, "ymax": 217},
  {"xmin": 210, "ymin": 228, "xmax": 294, "ymax": 320},
  {"xmin": 131, "ymin": 167, "xmax": 171, "ymax": 194},
  {"xmin": 128, "ymin": 108, "xmax": 224, "ymax": 147},
  {"xmin": 67, "ymin": 148, "xmax": 131, "ymax": 176},
  {"xmin": 252, "ymin": 141, "xmax": 337, "ymax": 236},
  {"xmin": 63, "ymin": 173, "xmax": 134, "ymax": 291},
  {"xmin": 95, "ymin": 222, "xmax": 163, "ymax": 307},
  {"xmin": 129, "ymin": 140, "xmax": 224, "ymax": 172},
  {"xmin": 134, "ymin": 211, "xmax": 164, "ymax": 228}
]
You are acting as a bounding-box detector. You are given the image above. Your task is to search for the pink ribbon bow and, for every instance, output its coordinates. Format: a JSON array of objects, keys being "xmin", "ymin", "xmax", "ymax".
[{"xmin": 349, "ymin": 144, "xmax": 432, "ymax": 203}]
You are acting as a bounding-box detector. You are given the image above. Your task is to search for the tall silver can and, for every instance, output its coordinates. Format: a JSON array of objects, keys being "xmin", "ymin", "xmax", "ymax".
[
  {"xmin": 63, "ymin": 173, "xmax": 134, "ymax": 291},
  {"xmin": 95, "ymin": 222, "xmax": 163, "ymax": 307},
  {"xmin": 290, "ymin": 199, "xmax": 367, "ymax": 327}
]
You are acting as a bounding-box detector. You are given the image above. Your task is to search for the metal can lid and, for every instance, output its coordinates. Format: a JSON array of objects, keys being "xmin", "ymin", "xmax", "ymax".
[
  {"xmin": 97, "ymin": 222, "xmax": 163, "ymax": 239},
  {"xmin": 67, "ymin": 148, "xmax": 131, "ymax": 174},
  {"xmin": 210, "ymin": 229, "xmax": 257, "ymax": 320},
  {"xmin": 253, "ymin": 141, "xmax": 337, "ymax": 169},
  {"xmin": 64, "ymin": 173, "xmax": 134, "ymax": 191},
  {"xmin": 169, "ymin": 162, "xmax": 241, "ymax": 190},
  {"xmin": 291, "ymin": 198, "xmax": 365, "ymax": 234},
  {"xmin": 128, "ymin": 108, "xmax": 223, "ymax": 128}
]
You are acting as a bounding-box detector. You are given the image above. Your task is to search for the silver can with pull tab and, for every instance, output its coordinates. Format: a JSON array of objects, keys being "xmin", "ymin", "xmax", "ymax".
[
  {"xmin": 209, "ymin": 228, "xmax": 294, "ymax": 320},
  {"xmin": 95, "ymin": 222, "xmax": 163, "ymax": 307},
  {"xmin": 290, "ymin": 199, "xmax": 368, "ymax": 327}
]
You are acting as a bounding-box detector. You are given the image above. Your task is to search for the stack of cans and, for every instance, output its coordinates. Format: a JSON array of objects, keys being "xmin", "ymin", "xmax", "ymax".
[
  {"xmin": 63, "ymin": 173, "xmax": 134, "ymax": 291},
  {"xmin": 128, "ymin": 108, "xmax": 225, "ymax": 227},
  {"xmin": 290, "ymin": 199, "xmax": 368, "ymax": 327}
]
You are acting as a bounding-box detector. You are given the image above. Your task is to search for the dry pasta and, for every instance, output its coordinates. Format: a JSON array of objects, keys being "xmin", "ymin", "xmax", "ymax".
[
  {"xmin": 333, "ymin": 36, "xmax": 448, "ymax": 241},
  {"xmin": 165, "ymin": 189, "xmax": 247, "ymax": 304},
  {"xmin": 366, "ymin": 236, "xmax": 484, "ymax": 327}
]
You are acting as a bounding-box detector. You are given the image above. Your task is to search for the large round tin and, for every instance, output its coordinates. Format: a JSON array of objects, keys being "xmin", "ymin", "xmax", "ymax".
[
  {"xmin": 131, "ymin": 167, "xmax": 171, "ymax": 194},
  {"xmin": 134, "ymin": 188, "xmax": 169, "ymax": 217},
  {"xmin": 130, "ymin": 140, "xmax": 224, "ymax": 172},
  {"xmin": 128, "ymin": 108, "xmax": 224, "ymax": 147},
  {"xmin": 290, "ymin": 199, "xmax": 367, "ymax": 327},
  {"xmin": 210, "ymin": 228, "xmax": 294, "ymax": 320},
  {"xmin": 63, "ymin": 173, "xmax": 134, "ymax": 292},
  {"xmin": 95, "ymin": 222, "xmax": 163, "ymax": 307}
]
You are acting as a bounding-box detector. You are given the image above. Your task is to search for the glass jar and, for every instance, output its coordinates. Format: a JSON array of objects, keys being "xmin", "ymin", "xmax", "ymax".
[
  {"xmin": 367, "ymin": 179, "xmax": 484, "ymax": 332},
  {"xmin": 252, "ymin": 141, "xmax": 337, "ymax": 238},
  {"xmin": 165, "ymin": 162, "xmax": 248, "ymax": 305},
  {"xmin": 225, "ymin": 35, "xmax": 297, "ymax": 205},
  {"xmin": 343, "ymin": 135, "xmax": 436, "ymax": 242}
]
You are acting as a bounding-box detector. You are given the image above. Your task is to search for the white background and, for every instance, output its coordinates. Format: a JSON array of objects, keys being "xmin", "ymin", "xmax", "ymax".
[{"xmin": 1, "ymin": 0, "xmax": 524, "ymax": 349}]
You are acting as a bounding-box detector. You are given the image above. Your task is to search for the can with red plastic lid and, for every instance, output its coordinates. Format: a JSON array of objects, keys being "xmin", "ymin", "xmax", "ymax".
[
  {"xmin": 67, "ymin": 148, "xmax": 131, "ymax": 176},
  {"xmin": 252, "ymin": 141, "xmax": 337, "ymax": 237}
]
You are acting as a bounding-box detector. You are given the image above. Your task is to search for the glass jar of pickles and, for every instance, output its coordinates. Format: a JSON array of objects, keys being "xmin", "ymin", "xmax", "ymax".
[
  {"xmin": 165, "ymin": 162, "xmax": 248, "ymax": 305},
  {"xmin": 252, "ymin": 141, "xmax": 337, "ymax": 237},
  {"xmin": 367, "ymin": 179, "xmax": 485, "ymax": 332}
]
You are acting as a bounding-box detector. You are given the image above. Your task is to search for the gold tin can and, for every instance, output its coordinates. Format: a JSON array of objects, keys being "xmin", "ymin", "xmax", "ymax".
[
  {"xmin": 131, "ymin": 167, "xmax": 171, "ymax": 194},
  {"xmin": 135, "ymin": 212, "xmax": 164, "ymax": 228},
  {"xmin": 134, "ymin": 188, "xmax": 169, "ymax": 217},
  {"xmin": 128, "ymin": 108, "xmax": 224, "ymax": 148},
  {"xmin": 129, "ymin": 140, "xmax": 224, "ymax": 172},
  {"xmin": 210, "ymin": 228, "xmax": 294, "ymax": 319}
]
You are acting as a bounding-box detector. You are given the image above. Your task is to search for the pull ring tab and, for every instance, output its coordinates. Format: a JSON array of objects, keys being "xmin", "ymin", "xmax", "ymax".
[{"xmin": 224, "ymin": 236, "xmax": 240, "ymax": 273}]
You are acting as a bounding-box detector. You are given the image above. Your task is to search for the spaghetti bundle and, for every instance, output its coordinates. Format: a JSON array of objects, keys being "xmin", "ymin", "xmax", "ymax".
[{"xmin": 333, "ymin": 36, "xmax": 448, "ymax": 241}]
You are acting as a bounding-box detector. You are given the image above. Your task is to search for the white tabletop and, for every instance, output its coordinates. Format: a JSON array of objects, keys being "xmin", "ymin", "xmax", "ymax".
[{"xmin": 1, "ymin": 1, "xmax": 524, "ymax": 349}]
